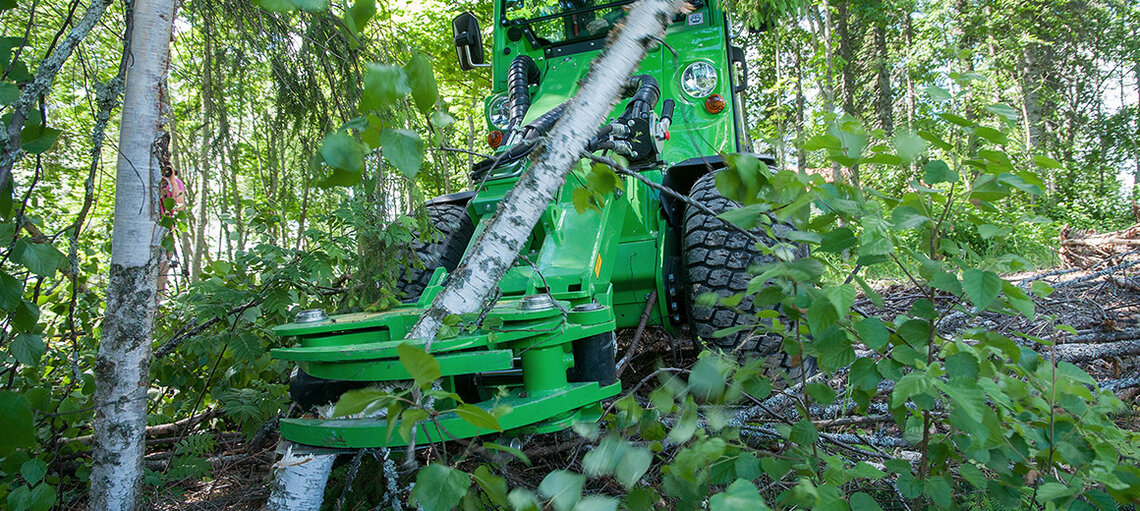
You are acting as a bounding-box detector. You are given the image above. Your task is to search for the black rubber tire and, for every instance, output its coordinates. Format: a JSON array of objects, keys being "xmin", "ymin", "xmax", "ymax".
[
  {"xmin": 397, "ymin": 203, "xmax": 475, "ymax": 301},
  {"xmin": 682, "ymin": 171, "xmax": 791, "ymax": 354}
]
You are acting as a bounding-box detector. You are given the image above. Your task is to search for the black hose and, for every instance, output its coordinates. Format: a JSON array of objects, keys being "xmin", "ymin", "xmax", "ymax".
[
  {"xmin": 620, "ymin": 75, "xmax": 661, "ymax": 121},
  {"xmin": 507, "ymin": 55, "xmax": 541, "ymax": 129},
  {"xmin": 520, "ymin": 102, "xmax": 568, "ymax": 140}
]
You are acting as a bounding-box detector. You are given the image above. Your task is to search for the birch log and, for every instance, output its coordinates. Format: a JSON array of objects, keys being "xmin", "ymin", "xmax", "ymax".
[
  {"xmin": 265, "ymin": 442, "xmax": 337, "ymax": 511},
  {"xmin": 89, "ymin": 0, "xmax": 176, "ymax": 508},
  {"xmin": 408, "ymin": 0, "xmax": 683, "ymax": 342}
]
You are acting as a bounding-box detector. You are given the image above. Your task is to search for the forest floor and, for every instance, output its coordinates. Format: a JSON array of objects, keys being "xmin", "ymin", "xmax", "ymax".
[{"xmin": 144, "ymin": 245, "xmax": 1140, "ymax": 510}]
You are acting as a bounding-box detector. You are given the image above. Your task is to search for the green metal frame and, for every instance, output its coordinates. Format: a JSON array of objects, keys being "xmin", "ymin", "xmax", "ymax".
[{"xmin": 270, "ymin": 0, "xmax": 748, "ymax": 449}]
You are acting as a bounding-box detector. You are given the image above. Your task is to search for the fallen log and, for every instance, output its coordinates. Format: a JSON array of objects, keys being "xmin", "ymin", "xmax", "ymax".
[
  {"xmin": 1051, "ymin": 340, "xmax": 1140, "ymax": 363},
  {"xmin": 68, "ymin": 409, "xmax": 220, "ymax": 445}
]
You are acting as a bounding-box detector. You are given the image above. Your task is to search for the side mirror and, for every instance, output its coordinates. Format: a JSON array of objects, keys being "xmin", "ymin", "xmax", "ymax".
[{"xmin": 453, "ymin": 12, "xmax": 490, "ymax": 70}]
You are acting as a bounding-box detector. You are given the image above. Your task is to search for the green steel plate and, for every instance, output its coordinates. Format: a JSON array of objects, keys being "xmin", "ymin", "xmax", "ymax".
[
  {"xmin": 272, "ymin": 308, "xmax": 419, "ymax": 337},
  {"xmin": 300, "ymin": 349, "xmax": 515, "ymax": 381},
  {"xmin": 271, "ymin": 316, "xmax": 569, "ymax": 363},
  {"xmin": 279, "ymin": 381, "xmax": 621, "ymax": 448}
]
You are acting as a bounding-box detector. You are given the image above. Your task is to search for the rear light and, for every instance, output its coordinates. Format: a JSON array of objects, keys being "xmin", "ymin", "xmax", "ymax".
[
  {"xmin": 487, "ymin": 130, "xmax": 503, "ymax": 149},
  {"xmin": 704, "ymin": 94, "xmax": 725, "ymax": 114}
]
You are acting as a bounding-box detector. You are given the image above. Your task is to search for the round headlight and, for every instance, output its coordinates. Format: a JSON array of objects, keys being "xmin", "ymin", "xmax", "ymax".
[
  {"xmin": 680, "ymin": 61, "xmax": 717, "ymax": 99},
  {"xmin": 488, "ymin": 96, "xmax": 510, "ymax": 129}
]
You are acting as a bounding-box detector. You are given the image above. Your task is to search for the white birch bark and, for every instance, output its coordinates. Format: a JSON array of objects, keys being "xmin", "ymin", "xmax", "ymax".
[
  {"xmin": 89, "ymin": 0, "xmax": 176, "ymax": 508},
  {"xmin": 265, "ymin": 442, "xmax": 337, "ymax": 511},
  {"xmin": 408, "ymin": 0, "xmax": 683, "ymax": 342}
]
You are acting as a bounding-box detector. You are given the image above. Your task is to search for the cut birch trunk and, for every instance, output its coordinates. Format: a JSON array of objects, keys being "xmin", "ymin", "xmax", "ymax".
[
  {"xmin": 89, "ymin": 0, "xmax": 176, "ymax": 508},
  {"xmin": 265, "ymin": 442, "xmax": 337, "ymax": 511},
  {"xmin": 408, "ymin": 0, "xmax": 682, "ymax": 342}
]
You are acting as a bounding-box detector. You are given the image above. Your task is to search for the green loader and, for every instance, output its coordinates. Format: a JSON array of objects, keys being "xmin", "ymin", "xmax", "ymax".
[{"xmin": 271, "ymin": 0, "xmax": 787, "ymax": 449}]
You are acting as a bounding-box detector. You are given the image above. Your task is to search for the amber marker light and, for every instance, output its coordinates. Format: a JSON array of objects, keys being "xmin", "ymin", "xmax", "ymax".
[
  {"xmin": 704, "ymin": 94, "xmax": 726, "ymax": 114},
  {"xmin": 487, "ymin": 130, "xmax": 504, "ymax": 149}
]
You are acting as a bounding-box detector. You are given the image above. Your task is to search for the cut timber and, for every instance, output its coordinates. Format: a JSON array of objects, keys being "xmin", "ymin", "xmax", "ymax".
[{"xmin": 1059, "ymin": 223, "xmax": 1140, "ymax": 268}]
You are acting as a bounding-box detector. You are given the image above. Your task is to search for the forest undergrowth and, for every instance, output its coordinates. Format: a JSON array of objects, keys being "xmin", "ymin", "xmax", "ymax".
[{"xmin": 135, "ymin": 248, "xmax": 1140, "ymax": 510}]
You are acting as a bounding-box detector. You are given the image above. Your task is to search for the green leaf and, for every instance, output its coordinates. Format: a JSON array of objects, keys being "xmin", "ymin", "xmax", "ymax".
[
  {"xmin": 456, "ymin": 403, "xmax": 502, "ymax": 432},
  {"xmin": 789, "ymin": 419, "xmax": 818, "ymax": 445},
  {"xmin": 716, "ymin": 204, "xmax": 767, "ymax": 230},
  {"xmin": 930, "ymin": 271, "xmax": 962, "ymax": 296},
  {"xmin": 12, "ymin": 240, "xmax": 64, "ymax": 277},
  {"xmin": 849, "ymin": 462, "xmax": 886, "ymax": 480},
  {"xmin": 803, "ymin": 134, "xmax": 841, "ymax": 151},
  {"xmin": 290, "ymin": 0, "xmax": 329, "ymax": 11},
  {"xmin": 0, "ymin": 82, "xmax": 18, "ymax": 105},
  {"xmin": 986, "ymin": 103, "xmax": 1019, "ymax": 122},
  {"xmin": 9, "ymin": 482, "xmax": 55, "ymax": 511},
  {"xmin": 538, "ymin": 470, "xmax": 584, "ymax": 511},
  {"xmin": 854, "ymin": 316, "xmax": 889, "ymax": 351},
  {"xmin": 892, "ymin": 206, "xmax": 929, "ymax": 230},
  {"xmin": 0, "ymin": 391, "xmax": 34, "ymax": 455},
  {"xmin": 925, "ymin": 85, "xmax": 951, "ymax": 101},
  {"xmin": 572, "ymin": 496, "xmax": 618, "ymax": 511},
  {"xmin": 20, "ymin": 459, "xmax": 46, "ymax": 485},
  {"xmin": 689, "ymin": 355, "xmax": 728, "ymax": 401},
  {"xmin": 805, "ymin": 382, "xmax": 836, "ymax": 404},
  {"xmin": 962, "ymin": 269, "xmax": 1002, "ymax": 309},
  {"xmin": 472, "ymin": 465, "xmax": 508, "ymax": 507},
  {"xmin": 484, "ymin": 441, "xmax": 532, "ymax": 465},
  {"xmin": 332, "ymin": 388, "xmax": 393, "ymax": 417},
  {"xmin": 320, "ymin": 131, "xmax": 364, "ymax": 173},
  {"xmin": 19, "ymin": 125, "xmax": 60, "ymax": 154},
  {"xmin": 9, "ymin": 333, "xmax": 43, "ymax": 366},
  {"xmin": 614, "ymin": 446, "xmax": 652, "ymax": 489},
  {"xmin": 347, "ymin": 0, "xmax": 376, "ymax": 35},
  {"xmin": 1034, "ymin": 482, "xmax": 1075, "ymax": 502},
  {"xmin": 891, "ymin": 372, "xmax": 934, "ymax": 408},
  {"xmin": 0, "ymin": 0, "xmax": 15, "ymax": 11},
  {"xmin": 709, "ymin": 479, "xmax": 767, "ymax": 511},
  {"xmin": 849, "ymin": 358, "xmax": 881, "ymax": 391},
  {"xmin": 411, "ymin": 464, "xmax": 471, "ymax": 511},
  {"xmin": 397, "ymin": 342, "xmax": 440, "ymax": 389},
  {"xmin": 818, "ymin": 227, "xmax": 856, "ymax": 253},
  {"xmin": 430, "ymin": 110, "xmax": 457, "ymax": 129},
  {"xmin": 582, "ymin": 435, "xmax": 624, "ymax": 477},
  {"xmin": 892, "ymin": 131, "xmax": 928, "ymax": 163},
  {"xmin": 923, "ymin": 160, "xmax": 958, "ymax": 185},
  {"xmin": 848, "ymin": 492, "xmax": 884, "ymax": 511},
  {"xmin": 361, "ymin": 63, "xmax": 410, "ymax": 111},
  {"xmin": 253, "ymin": 0, "xmax": 296, "ymax": 11},
  {"xmin": 406, "ymin": 52, "xmax": 439, "ymax": 116},
  {"xmin": 1032, "ymin": 155, "xmax": 1061, "ymax": 169},
  {"xmin": 379, "ymin": 129, "xmax": 424, "ymax": 178},
  {"xmin": 0, "ymin": 270, "xmax": 24, "ymax": 311},
  {"xmin": 508, "ymin": 488, "xmax": 542, "ymax": 511}
]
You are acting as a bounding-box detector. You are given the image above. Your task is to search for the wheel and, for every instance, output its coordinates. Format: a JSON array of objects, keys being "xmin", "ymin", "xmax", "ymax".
[
  {"xmin": 681, "ymin": 171, "xmax": 795, "ymax": 354},
  {"xmin": 397, "ymin": 203, "xmax": 475, "ymax": 301}
]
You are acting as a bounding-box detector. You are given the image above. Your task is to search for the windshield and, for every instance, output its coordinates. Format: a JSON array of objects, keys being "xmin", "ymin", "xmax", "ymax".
[{"xmin": 502, "ymin": 0, "xmax": 633, "ymax": 46}]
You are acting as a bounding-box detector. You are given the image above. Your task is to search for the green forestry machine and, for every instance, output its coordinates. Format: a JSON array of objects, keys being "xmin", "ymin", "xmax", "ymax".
[{"xmin": 271, "ymin": 0, "xmax": 784, "ymax": 449}]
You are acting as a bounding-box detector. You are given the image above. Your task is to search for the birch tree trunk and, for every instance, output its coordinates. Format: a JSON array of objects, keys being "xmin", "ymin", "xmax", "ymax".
[
  {"xmin": 407, "ymin": 0, "xmax": 682, "ymax": 341},
  {"xmin": 89, "ymin": 0, "xmax": 176, "ymax": 508}
]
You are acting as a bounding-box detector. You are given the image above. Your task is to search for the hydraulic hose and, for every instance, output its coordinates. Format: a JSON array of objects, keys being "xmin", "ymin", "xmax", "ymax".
[
  {"xmin": 507, "ymin": 55, "xmax": 541, "ymax": 130},
  {"xmin": 619, "ymin": 75, "xmax": 660, "ymax": 121},
  {"xmin": 520, "ymin": 102, "xmax": 568, "ymax": 140}
]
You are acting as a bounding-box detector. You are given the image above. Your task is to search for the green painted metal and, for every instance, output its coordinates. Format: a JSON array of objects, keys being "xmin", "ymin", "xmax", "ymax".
[
  {"xmin": 270, "ymin": 0, "xmax": 748, "ymax": 449},
  {"xmin": 278, "ymin": 382, "xmax": 620, "ymax": 448}
]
